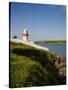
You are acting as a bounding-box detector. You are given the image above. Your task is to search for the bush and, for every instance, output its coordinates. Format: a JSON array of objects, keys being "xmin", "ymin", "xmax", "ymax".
[{"xmin": 9, "ymin": 54, "xmax": 49, "ymax": 88}]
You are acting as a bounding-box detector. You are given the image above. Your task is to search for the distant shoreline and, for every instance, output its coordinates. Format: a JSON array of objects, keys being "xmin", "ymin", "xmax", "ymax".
[{"xmin": 34, "ymin": 40, "xmax": 66, "ymax": 44}]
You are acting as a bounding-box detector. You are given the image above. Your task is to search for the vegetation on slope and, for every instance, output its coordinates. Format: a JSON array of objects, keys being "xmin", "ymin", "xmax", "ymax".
[{"xmin": 9, "ymin": 42, "xmax": 66, "ymax": 88}]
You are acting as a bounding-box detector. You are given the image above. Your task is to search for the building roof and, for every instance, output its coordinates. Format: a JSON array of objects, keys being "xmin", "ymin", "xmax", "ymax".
[{"xmin": 23, "ymin": 28, "xmax": 29, "ymax": 36}]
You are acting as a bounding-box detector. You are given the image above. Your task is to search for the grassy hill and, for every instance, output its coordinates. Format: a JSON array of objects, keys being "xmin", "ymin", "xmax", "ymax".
[{"xmin": 9, "ymin": 42, "xmax": 66, "ymax": 88}]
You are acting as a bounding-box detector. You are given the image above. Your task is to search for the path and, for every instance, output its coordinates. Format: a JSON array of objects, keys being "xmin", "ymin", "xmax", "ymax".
[{"xmin": 10, "ymin": 39, "xmax": 49, "ymax": 51}]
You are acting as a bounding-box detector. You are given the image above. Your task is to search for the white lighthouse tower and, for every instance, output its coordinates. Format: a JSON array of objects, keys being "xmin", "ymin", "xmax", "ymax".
[{"xmin": 22, "ymin": 28, "xmax": 29, "ymax": 42}]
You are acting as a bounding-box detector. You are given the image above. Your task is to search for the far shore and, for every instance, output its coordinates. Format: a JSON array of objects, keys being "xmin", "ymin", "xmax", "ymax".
[{"xmin": 34, "ymin": 40, "xmax": 66, "ymax": 44}]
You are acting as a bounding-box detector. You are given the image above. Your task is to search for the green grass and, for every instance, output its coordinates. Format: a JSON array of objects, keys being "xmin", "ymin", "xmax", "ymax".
[{"xmin": 9, "ymin": 42, "xmax": 66, "ymax": 88}]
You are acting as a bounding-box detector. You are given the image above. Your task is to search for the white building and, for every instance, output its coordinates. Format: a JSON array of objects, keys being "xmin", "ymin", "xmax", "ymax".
[{"xmin": 22, "ymin": 28, "xmax": 29, "ymax": 42}]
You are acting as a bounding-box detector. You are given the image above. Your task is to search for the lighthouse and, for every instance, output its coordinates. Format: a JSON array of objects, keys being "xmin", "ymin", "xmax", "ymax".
[{"xmin": 22, "ymin": 28, "xmax": 29, "ymax": 42}]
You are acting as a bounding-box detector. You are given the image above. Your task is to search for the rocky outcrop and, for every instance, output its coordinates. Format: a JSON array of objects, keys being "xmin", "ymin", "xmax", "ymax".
[{"xmin": 55, "ymin": 55, "xmax": 66, "ymax": 76}]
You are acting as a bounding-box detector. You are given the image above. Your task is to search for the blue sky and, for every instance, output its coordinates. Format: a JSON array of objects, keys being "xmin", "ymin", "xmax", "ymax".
[{"xmin": 10, "ymin": 2, "xmax": 66, "ymax": 41}]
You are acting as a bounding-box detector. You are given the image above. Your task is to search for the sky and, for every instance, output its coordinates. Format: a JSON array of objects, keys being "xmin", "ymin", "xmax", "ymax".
[{"xmin": 10, "ymin": 2, "xmax": 66, "ymax": 41}]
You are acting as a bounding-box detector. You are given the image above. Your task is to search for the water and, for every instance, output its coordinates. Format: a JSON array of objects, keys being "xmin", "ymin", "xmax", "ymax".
[{"xmin": 36, "ymin": 43, "xmax": 66, "ymax": 56}]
